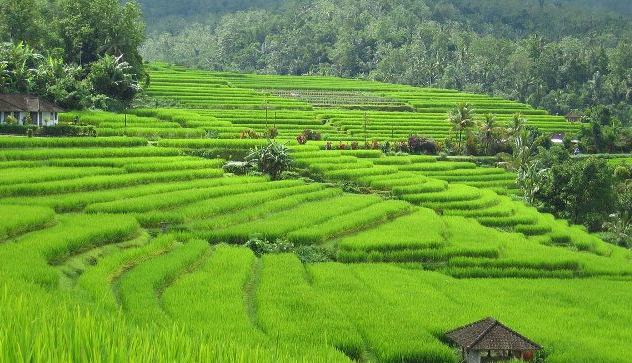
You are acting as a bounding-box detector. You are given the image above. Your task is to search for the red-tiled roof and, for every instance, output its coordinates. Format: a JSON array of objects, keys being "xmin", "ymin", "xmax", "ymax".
[
  {"xmin": 446, "ymin": 317, "xmax": 541, "ymax": 351},
  {"xmin": 0, "ymin": 94, "xmax": 64, "ymax": 113}
]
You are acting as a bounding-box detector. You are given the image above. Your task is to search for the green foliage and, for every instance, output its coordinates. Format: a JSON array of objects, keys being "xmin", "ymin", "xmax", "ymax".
[
  {"xmin": 614, "ymin": 165, "xmax": 631, "ymax": 181},
  {"xmin": 87, "ymin": 54, "xmax": 142, "ymax": 107},
  {"xmin": 448, "ymin": 102, "xmax": 476, "ymax": 154},
  {"xmin": 4, "ymin": 115, "xmax": 18, "ymax": 124},
  {"xmin": 264, "ymin": 125, "xmax": 279, "ymax": 139},
  {"xmin": 536, "ymin": 157, "xmax": 615, "ymax": 231},
  {"xmin": 0, "ymin": 124, "xmax": 96, "ymax": 137},
  {"xmin": 222, "ymin": 161, "xmax": 253, "ymax": 175},
  {"xmin": 54, "ymin": 0, "xmax": 145, "ymax": 76},
  {"xmin": 603, "ymin": 181, "xmax": 632, "ymax": 247},
  {"xmin": 246, "ymin": 141, "xmax": 293, "ymax": 180},
  {"xmin": 0, "ymin": 0, "xmax": 146, "ymax": 109},
  {"xmin": 0, "ymin": 0, "xmax": 44, "ymax": 46},
  {"xmin": 243, "ymin": 235, "xmax": 294, "ymax": 257},
  {"xmin": 141, "ymin": 0, "xmax": 632, "ymax": 124}
]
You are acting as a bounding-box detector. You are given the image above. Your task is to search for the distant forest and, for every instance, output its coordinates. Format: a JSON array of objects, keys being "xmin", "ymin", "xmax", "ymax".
[{"xmin": 140, "ymin": 0, "xmax": 632, "ymax": 123}]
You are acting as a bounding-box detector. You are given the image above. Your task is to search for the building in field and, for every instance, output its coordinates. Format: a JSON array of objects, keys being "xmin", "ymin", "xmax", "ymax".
[
  {"xmin": 565, "ymin": 111, "xmax": 581, "ymax": 123},
  {"xmin": 446, "ymin": 317, "xmax": 541, "ymax": 363},
  {"xmin": 0, "ymin": 94, "xmax": 64, "ymax": 126}
]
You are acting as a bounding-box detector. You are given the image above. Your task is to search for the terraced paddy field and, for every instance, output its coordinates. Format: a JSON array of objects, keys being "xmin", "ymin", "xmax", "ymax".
[
  {"xmin": 2, "ymin": 132, "xmax": 632, "ymax": 363},
  {"xmin": 145, "ymin": 63, "xmax": 581, "ymax": 141},
  {"xmin": 1, "ymin": 64, "xmax": 630, "ymax": 362}
]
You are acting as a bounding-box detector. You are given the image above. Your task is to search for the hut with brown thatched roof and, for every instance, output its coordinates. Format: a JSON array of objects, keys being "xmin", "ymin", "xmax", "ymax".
[
  {"xmin": 446, "ymin": 317, "xmax": 541, "ymax": 363},
  {"xmin": 565, "ymin": 111, "xmax": 581, "ymax": 123}
]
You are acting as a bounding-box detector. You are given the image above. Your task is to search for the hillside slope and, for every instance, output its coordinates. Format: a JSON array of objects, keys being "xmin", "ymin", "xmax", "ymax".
[{"xmin": 1, "ymin": 64, "xmax": 632, "ymax": 363}]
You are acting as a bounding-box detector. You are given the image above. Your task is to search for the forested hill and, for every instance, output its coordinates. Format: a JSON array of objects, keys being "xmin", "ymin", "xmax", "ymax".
[
  {"xmin": 138, "ymin": 0, "xmax": 632, "ymax": 34},
  {"xmin": 141, "ymin": 0, "xmax": 632, "ymax": 124},
  {"xmin": 130, "ymin": 0, "xmax": 288, "ymax": 32}
]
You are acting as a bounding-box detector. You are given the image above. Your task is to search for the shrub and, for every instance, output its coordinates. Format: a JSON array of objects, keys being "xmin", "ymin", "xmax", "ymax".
[
  {"xmin": 243, "ymin": 235, "xmax": 294, "ymax": 257},
  {"xmin": 380, "ymin": 141, "xmax": 391, "ymax": 153},
  {"xmin": 408, "ymin": 135, "xmax": 438, "ymax": 155},
  {"xmin": 392, "ymin": 140, "xmax": 409, "ymax": 153},
  {"xmin": 302, "ymin": 129, "xmax": 321, "ymax": 141},
  {"xmin": 264, "ymin": 126, "xmax": 279, "ymax": 139},
  {"xmin": 240, "ymin": 129, "xmax": 260, "ymax": 139},
  {"xmin": 294, "ymin": 246, "xmax": 333, "ymax": 263},
  {"xmin": 5, "ymin": 115, "xmax": 18, "ymax": 124},
  {"xmin": 0, "ymin": 124, "xmax": 37, "ymax": 135},
  {"xmin": 40, "ymin": 125, "xmax": 97, "ymax": 137},
  {"xmin": 223, "ymin": 161, "xmax": 253, "ymax": 175},
  {"xmin": 614, "ymin": 165, "xmax": 631, "ymax": 181},
  {"xmin": 246, "ymin": 141, "xmax": 293, "ymax": 180}
]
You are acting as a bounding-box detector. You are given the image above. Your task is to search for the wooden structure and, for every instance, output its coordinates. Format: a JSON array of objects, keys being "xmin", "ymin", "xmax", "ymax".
[
  {"xmin": 446, "ymin": 317, "xmax": 541, "ymax": 363},
  {"xmin": 0, "ymin": 94, "xmax": 64, "ymax": 126},
  {"xmin": 565, "ymin": 111, "xmax": 581, "ymax": 123}
]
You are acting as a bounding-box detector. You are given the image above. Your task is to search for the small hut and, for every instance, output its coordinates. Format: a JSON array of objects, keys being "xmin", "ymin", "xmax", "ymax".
[
  {"xmin": 565, "ymin": 111, "xmax": 581, "ymax": 123},
  {"xmin": 446, "ymin": 317, "xmax": 541, "ymax": 363}
]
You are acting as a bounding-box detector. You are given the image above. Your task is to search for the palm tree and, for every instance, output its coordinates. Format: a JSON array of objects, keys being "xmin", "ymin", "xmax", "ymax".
[
  {"xmin": 448, "ymin": 102, "xmax": 476, "ymax": 154},
  {"xmin": 507, "ymin": 112, "xmax": 526, "ymax": 140},
  {"xmin": 479, "ymin": 113, "xmax": 498, "ymax": 155}
]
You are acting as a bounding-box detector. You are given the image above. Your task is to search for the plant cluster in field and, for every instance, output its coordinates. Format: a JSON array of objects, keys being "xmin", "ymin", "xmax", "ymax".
[
  {"xmin": 243, "ymin": 235, "xmax": 332, "ymax": 263},
  {"xmin": 245, "ymin": 141, "xmax": 293, "ymax": 180},
  {"xmin": 0, "ymin": 124, "xmax": 98, "ymax": 137}
]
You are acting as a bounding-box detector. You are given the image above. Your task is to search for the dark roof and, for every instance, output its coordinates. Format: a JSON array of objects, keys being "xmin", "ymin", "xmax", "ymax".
[
  {"xmin": 0, "ymin": 94, "xmax": 64, "ymax": 113},
  {"xmin": 0, "ymin": 98, "xmax": 17, "ymax": 111},
  {"xmin": 446, "ymin": 317, "xmax": 541, "ymax": 351},
  {"xmin": 565, "ymin": 111, "xmax": 581, "ymax": 118}
]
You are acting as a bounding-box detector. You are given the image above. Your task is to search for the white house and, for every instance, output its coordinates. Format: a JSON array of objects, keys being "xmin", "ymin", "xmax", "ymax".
[{"xmin": 0, "ymin": 94, "xmax": 65, "ymax": 126}]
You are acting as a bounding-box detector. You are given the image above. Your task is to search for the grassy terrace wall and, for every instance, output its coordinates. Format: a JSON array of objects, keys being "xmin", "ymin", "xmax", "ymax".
[
  {"xmin": 0, "ymin": 64, "xmax": 628, "ymax": 363},
  {"xmin": 144, "ymin": 63, "xmax": 581, "ymax": 141}
]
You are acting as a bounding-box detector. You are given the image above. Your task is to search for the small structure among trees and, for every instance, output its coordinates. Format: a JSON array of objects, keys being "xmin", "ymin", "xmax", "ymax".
[
  {"xmin": 565, "ymin": 111, "xmax": 581, "ymax": 123},
  {"xmin": 446, "ymin": 317, "xmax": 541, "ymax": 363},
  {"xmin": 0, "ymin": 94, "xmax": 64, "ymax": 126}
]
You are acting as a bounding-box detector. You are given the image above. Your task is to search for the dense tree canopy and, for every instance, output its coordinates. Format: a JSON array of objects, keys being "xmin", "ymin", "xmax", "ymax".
[
  {"xmin": 536, "ymin": 156, "xmax": 615, "ymax": 231},
  {"xmin": 141, "ymin": 0, "xmax": 632, "ymax": 123},
  {"xmin": 0, "ymin": 0, "xmax": 146, "ymax": 110}
]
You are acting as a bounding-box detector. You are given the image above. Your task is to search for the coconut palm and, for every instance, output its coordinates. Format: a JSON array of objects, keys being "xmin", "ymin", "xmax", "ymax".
[
  {"xmin": 507, "ymin": 112, "xmax": 527, "ymax": 140},
  {"xmin": 448, "ymin": 102, "xmax": 476, "ymax": 154},
  {"xmin": 479, "ymin": 113, "xmax": 498, "ymax": 155}
]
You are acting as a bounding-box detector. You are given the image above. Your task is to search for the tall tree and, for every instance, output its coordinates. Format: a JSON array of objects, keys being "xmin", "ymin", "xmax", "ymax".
[
  {"xmin": 448, "ymin": 102, "xmax": 476, "ymax": 154},
  {"xmin": 87, "ymin": 54, "xmax": 142, "ymax": 108},
  {"xmin": 478, "ymin": 113, "xmax": 498, "ymax": 155},
  {"xmin": 54, "ymin": 0, "xmax": 146, "ymax": 78},
  {"xmin": 536, "ymin": 157, "xmax": 615, "ymax": 231},
  {"xmin": 0, "ymin": 0, "xmax": 45, "ymax": 47}
]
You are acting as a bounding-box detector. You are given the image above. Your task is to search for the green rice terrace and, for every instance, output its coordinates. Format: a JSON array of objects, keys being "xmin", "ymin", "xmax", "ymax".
[{"xmin": 1, "ymin": 64, "xmax": 631, "ymax": 363}]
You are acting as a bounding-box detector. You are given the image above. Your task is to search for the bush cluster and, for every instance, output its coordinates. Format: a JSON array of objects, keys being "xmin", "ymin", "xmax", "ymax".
[
  {"xmin": 0, "ymin": 124, "xmax": 97, "ymax": 137},
  {"xmin": 243, "ymin": 235, "xmax": 332, "ymax": 263}
]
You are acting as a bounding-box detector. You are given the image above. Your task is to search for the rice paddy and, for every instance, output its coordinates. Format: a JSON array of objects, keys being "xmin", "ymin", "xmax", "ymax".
[{"xmin": 0, "ymin": 63, "xmax": 630, "ymax": 363}]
